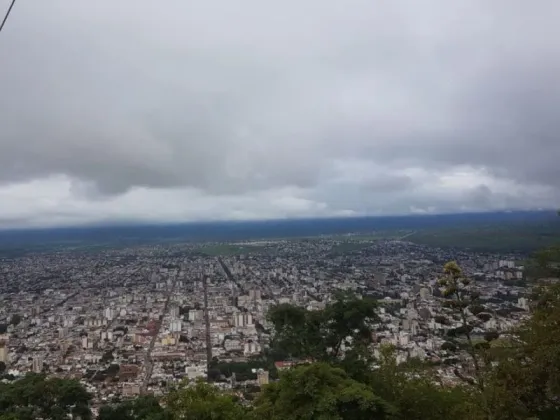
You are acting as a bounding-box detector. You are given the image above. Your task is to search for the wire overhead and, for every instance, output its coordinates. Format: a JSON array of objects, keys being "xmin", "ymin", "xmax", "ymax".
[{"xmin": 0, "ymin": 0, "xmax": 17, "ymax": 33}]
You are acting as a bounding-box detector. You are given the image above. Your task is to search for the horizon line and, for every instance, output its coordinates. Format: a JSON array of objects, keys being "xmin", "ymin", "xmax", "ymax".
[{"xmin": 0, "ymin": 208, "xmax": 556, "ymax": 234}]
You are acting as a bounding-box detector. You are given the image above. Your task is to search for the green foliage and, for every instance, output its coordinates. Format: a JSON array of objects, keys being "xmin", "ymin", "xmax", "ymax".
[
  {"xmin": 266, "ymin": 304, "xmax": 311, "ymax": 359},
  {"xmin": 323, "ymin": 292, "xmax": 378, "ymax": 358},
  {"xmin": 368, "ymin": 346, "xmax": 482, "ymax": 420},
  {"xmin": 267, "ymin": 291, "xmax": 378, "ymax": 363},
  {"xmin": 253, "ymin": 363, "xmax": 396, "ymax": 420},
  {"xmin": 464, "ymin": 246, "xmax": 560, "ymax": 419},
  {"xmin": 439, "ymin": 262, "xmax": 490, "ymax": 395},
  {"xmin": 0, "ymin": 373, "xmax": 92, "ymax": 419},
  {"xmin": 526, "ymin": 245, "xmax": 560, "ymax": 280},
  {"xmin": 98, "ymin": 395, "xmax": 171, "ymax": 420},
  {"xmin": 484, "ymin": 282, "xmax": 560, "ymax": 419},
  {"xmin": 209, "ymin": 359, "xmax": 277, "ymax": 382},
  {"xmin": 165, "ymin": 380, "xmax": 247, "ymax": 420},
  {"xmin": 409, "ymin": 221, "xmax": 560, "ymax": 252}
]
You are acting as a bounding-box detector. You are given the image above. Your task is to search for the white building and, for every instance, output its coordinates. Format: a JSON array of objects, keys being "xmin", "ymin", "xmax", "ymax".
[
  {"xmin": 185, "ymin": 366, "xmax": 206, "ymax": 380},
  {"xmin": 233, "ymin": 312, "xmax": 253, "ymax": 328},
  {"xmin": 104, "ymin": 308, "xmax": 115, "ymax": 321},
  {"xmin": 0, "ymin": 344, "xmax": 9, "ymax": 363},
  {"xmin": 170, "ymin": 320, "xmax": 182, "ymax": 333},
  {"xmin": 189, "ymin": 310, "xmax": 203, "ymax": 322},
  {"xmin": 243, "ymin": 341, "xmax": 261, "ymax": 355},
  {"xmin": 100, "ymin": 331, "xmax": 114, "ymax": 341},
  {"xmin": 33, "ymin": 356, "xmax": 44, "ymax": 373},
  {"xmin": 81, "ymin": 336, "xmax": 93, "ymax": 349},
  {"xmin": 499, "ymin": 260, "xmax": 515, "ymax": 269},
  {"xmin": 170, "ymin": 305, "xmax": 180, "ymax": 320},
  {"xmin": 249, "ymin": 289, "xmax": 262, "ymax": 302}
]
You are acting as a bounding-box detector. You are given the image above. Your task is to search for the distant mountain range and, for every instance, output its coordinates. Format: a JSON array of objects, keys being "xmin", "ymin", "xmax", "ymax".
[{"xmin": 0, "ymin": 210, "xmax": 557, "ymax": 246}]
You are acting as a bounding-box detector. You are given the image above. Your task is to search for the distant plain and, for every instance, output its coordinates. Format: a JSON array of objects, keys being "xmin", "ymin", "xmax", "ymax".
[{"xmin": 0, "ymin": 211, "xmax": 558, "ymax": 257}]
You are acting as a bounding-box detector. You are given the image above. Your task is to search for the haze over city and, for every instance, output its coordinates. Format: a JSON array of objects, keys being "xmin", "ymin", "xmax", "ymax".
[{"xmin": 1, "ymin": 0, "xmax": 559, "ymax": 228}]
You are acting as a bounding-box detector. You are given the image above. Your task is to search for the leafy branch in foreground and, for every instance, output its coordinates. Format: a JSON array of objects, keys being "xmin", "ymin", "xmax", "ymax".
[
  {"xmin": 485, "ymin": 283, "xmax": 560, "ymax": 419},
  {"xmin": 0, "ymin": 373, "xmax": 92, "ymax": 420},
  {"xmin": 438, "ymin": 261, "xmax": 493, "ymax": 395},
  {"xmin": 253, "ymin": 362, "xmax": 397, "ymax": 420},
  {"xmin": 165, "ymin": 379, "xmax": 247, "ymax": 420},
  {"xmin": 266, "ymin": 291, "xmax": 378, "ymax": 365}
]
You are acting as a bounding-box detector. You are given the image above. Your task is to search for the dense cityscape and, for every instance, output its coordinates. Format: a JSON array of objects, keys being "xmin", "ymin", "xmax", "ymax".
[
  {"xmin": 1, "ymin": 0, "xmax": 559, "ymax": 417},
  {"xmin": 0, "ymin": 233, "xmax": 534, "ymax": 416}
]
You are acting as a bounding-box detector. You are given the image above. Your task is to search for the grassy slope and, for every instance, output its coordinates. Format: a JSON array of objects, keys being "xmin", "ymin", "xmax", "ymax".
[{"xmin": 408, "ymin": 221, "xmax": 560, "ymax": 252}]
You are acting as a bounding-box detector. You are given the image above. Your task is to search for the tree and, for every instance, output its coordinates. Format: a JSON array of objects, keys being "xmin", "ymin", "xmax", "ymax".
[
  {"xmin": 253, "ymin": 363, "xmax": 396, "ymax": 420},
  {"xmin": 322, "ymin": 292, "xmax": 379, "ymax": 361},
  {"xmin": 438, "ymin": 263, "xmax": 488, "ymax": 387},
  {"xmin": 0, "ymin": 373, "xmax": 92, "ymax": 419},
  {"xmin": 367, "ymin": 346, "xmax": 482, "ymax": 420},
  {"xmin": 98, "ymin": 395, "xmax": 170, "ymax": 420},
  {"xmin": 470, "ymin": 245, "xmax": 560, "ymax": 419},
  {"xmin": 165, "ymin": 380, "xmax": 247, "ymax": 420},
  {"xmin": 525, "ymin": 246, "xmax": 560, "ymax": 281},
  {"xmin": 438, "ymin": 262, "xmax": 497, "ymax": 419},
  {"xmin": 485, "ymin": 282, "xmax": 560, "ymax": 419},
  {"xmin": 266, "ymin": 304, "xmax": 311, "ymax": 359},
  {"xmin": 267, "ymin": 292, "xmax": 378, "ymax": 364}
]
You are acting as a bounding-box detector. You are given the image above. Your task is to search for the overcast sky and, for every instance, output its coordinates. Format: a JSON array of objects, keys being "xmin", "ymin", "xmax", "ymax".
[{"xmin": 0, "ymin": 0, "xmax": 559, "ymax": 228}]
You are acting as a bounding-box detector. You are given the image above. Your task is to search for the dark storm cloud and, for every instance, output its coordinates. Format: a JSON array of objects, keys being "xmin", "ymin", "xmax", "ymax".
[{"xmin": 0, "ymin": 0, "xmax": 558, "ymax": 218}]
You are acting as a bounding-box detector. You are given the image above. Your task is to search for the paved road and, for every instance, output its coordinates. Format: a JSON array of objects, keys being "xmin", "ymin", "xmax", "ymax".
[
  {"xmin": 217, "ymin": 257, "xmax": 244, "ymax": 293},
  {"xmin": 216, "ymin": 257, "xmax": 264, "ymax": 307},
  {"xmin": 397, "ymin": 231, "xmax": 416, "ymax": 240},
  {"xmin": 140, "ymin": 280, "xmax": 176, "ymax": 394}
]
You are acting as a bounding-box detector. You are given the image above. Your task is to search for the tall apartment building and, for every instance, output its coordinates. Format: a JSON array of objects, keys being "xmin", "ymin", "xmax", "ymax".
[{"xmin": 0, "ymin": 342, "xmax": 9, "ymax": 364}]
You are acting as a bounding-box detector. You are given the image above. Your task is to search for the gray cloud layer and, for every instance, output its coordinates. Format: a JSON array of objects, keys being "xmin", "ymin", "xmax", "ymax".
[{"xmin": 0, "ymin": 0, "xmax": 559, "ymax": 226}]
